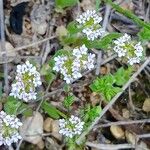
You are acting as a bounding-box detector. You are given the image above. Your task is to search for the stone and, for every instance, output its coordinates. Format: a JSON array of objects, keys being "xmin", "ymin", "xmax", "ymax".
[
  {"xmin": 110, "ymin": 125, "xmax": 125, "ymax": 139},
  {"xmin": 19, "ymin": 112, "xmax": 43, "ymax": 144}
]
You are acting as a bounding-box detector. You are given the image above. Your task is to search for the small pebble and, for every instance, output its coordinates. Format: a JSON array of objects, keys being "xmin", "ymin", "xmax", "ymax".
[{"xmin": 110, "ymin": 125, "xmax": 125, "ymax": 139}]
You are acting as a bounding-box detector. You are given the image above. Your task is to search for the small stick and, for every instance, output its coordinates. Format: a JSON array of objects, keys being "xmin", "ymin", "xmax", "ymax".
[
  {"xmin": 96, "ymin": 119, "xmax": 150, "ymax": 128},
  {"xmin": 0, "ymin": 35, "xmax": 56, "ymax": 56},
  {"xmin": 128, "ymin": 86, "xmax": 135, "ymax": 111},
  {"xmin": 102, "ymin": 4, "xmax": 111, "ymax": 30},
  {"xmin": 86, "ymin": 142, "xmax": 135, "ymax": 150},
  {"xmin": 95, "ymin": 51, "xmax": 102, "ymax": 75},
  {"xmin": 137, "ymin": 133, "xmax": 150, "ymax": 139},
  {"xmin": 0, "ymin": 0, "xmax": 9, "ymax": 94}
]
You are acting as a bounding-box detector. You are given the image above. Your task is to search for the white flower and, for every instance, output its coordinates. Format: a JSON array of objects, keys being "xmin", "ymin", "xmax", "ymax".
[
  {"xmin": 113, "ymin": 34, "xmax": 144, "ymax": 65},
  {"xmin": 134, "ymin": 42, "xmax": 143, "ymax": 57},
  {"xmin": 76, "ymin": 10, "xmax": 102, "ymax": 25},
  {"xmin": 86, "ymin": 53, "xmax": 96, "ymax": 70},
  {"xmin": 73, "ymin": 48, "xmax": 82, "ymax": 59},
  {"xmin": 53, "ymin": 45, "xmax": 96, "ymax": 84},
  {"xmin": 83, "ymin": 27, "xmax": 108, "ymax": 41},
  {"xmin": 59, "ymin": 115, "xmax": 84, "ymax": 138},
  {"xmin": 0, "ymin": 111, "xmax": 22, "ymax": 146},
  {"xmin": 76, "ymin": 10, "xmax": 107, "ymax": 41},
  {"xmin": 10, "ymin": 61, "xmax": 42, "ymax": 102}
]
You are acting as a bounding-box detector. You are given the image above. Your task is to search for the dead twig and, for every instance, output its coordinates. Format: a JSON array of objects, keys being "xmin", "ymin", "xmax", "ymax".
[
  {"xmin": 0, "ymin": 35, "xmax": 56, "ymax": 57},
  {"xmin": 86, "ymin": 142, "xmax": 135, "ymax": 150},
  {"xmin": 128, "ymin": 85, "xmax": 135, "ymax": 111},
  {"xmin": 95, "ymin": 4, "xmax": 111, "ymax": 76},
  {"xmin": 96, "ymin": 119, "xmax": 150, "ymax": 128},
  {"xmin": 0, "ymin": 0, "xmax": 8, "ymax": 94},
  {"xmin": 137, "ymin": 133, "xmax": 150, "ymax": 139}
]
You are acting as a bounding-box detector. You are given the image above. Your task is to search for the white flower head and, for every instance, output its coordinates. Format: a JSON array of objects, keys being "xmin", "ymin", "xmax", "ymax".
[
  {"xmin": 76, "ymin": 10, "xmax": 102, "ymax": 25},
  {"xmin": 113, "ymin": 34, "xmax": 144, "ymax": 65},
  {"xmin": 0, "ymin": 111, "xmax": 22, "ymax": 146},
  {"xmin": 59, "ymin": 115, "xmax": 84, "ymax": 138},
  {"xmin": 76, "ymin": 10, "xmax": 107, "ymax": 41},
  {"xmin": 53, "ymin": 45, "xmax": 96, "ymax": 84},
  {"xmin": 10, "ymin": 61, "xmax": 42, "ymax": 102}
]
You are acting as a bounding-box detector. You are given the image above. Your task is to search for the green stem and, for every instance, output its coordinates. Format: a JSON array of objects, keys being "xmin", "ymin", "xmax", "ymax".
[{"xmin": 104, "ymin": 0, "xmax": 150, "ymax": 30}]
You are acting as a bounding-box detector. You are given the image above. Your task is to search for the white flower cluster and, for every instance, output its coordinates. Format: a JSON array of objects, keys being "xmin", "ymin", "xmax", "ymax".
[
  {"xmin": 0, "ymin": 111, "xmax": 22, "ymax": 146},
  {"xmin": 113, "ymin": 34, "xmax": 144, "ymax": 65},
  {"xmin": 53, "ymin": 45, "xmax": 96, "ymax": 84},
  {"xmin": 76, "ymin": 10, "xmax": 107, "ymax": 41},
  {"xmin": 59, "ymin": 115, "xmax": 84, "ymax": 138},
  {"xmin": 10, "ymin": 61, "xmax": 42, "ymax": 102}
]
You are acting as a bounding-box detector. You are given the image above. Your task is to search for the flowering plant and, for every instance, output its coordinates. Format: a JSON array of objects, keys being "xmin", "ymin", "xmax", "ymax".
[
  {"xmin": 0, "ymin": 0, "xmax": 149, "ymax": 149},
  {"xmin": 0, "ymin": 111, "xmax": 22, "ymax": 146},
  {"xmin": 76, "ymin": 10, "xmax": 107, "ymax": 41},
  {"xmin": 10, "ymin": 61, "xmax": 42, "ymax": 102},
  {"xmin": 113, "ymin": 34, "xmax": 144, "ymax": 65},
  {"xmin": 53, "ymin": 45, "xmax": 95, "ymax": 83}
]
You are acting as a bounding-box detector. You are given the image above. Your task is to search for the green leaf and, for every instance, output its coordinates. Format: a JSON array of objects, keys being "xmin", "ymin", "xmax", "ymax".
[
  {"xmin": 17, "ymin": 102, "xmax": 33, "ymax": 117},
  {"xmin": 4, "ymin": 96, "xmax": 33, "ymax": 116},
  {"xmin": 4, "ymin": 96, "xmax": 22, "ymax": 115},
  {"xmin": 40, "ymin": 64, "xmax": 51, "ymax": 76},
  {"xmin": 40, "ymin": 63, "xmax": 56, "ymax": 85},
  {"xmin": 96, "ymin": 0, "xmax": 101, "ymax": 11},
  {"xmin": 63, "ymin": 95, "xmax": 75, "ymax": 108},
  {"xmin": 67, "ymin": 21, "xmax": 83, "ymax": 34},
  {"xmin": 90, "ymin": 74, "xmax": 121, "ymax": 101},
  {"xmin": 55, "ymin": 0, "xmax": 78, "ymax": 9},
  {"xmin": 138, "ymin": 27, "xmax": 150, "ymax": 41},
  {"xmin": 45, "ymin": 72, "xmax": 56, "ymax": 85},
  {"xmin": 114, "ymin": 67, "xmax": 133, "ymax": 86},
  {"xmin": 83, "ymin": 32, "xmax": 122, "ymax": 49},
  {"xmin": 42, "ymin": 101, "xmax": 66, "ymax": 119},
  {"xmin": 83, "ymin": 105, "xmax": 102, "ymax": 124}
]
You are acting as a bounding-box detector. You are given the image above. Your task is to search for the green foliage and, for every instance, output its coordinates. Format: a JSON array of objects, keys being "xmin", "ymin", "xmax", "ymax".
[
  {"xmin": 41, "ymin": 101, "xmax": 66, "ymax": 119},
  {"xmin": 4, "ymin": 96, "xmax": 32, "ymax": 116},
  {"xmin": 90, "ymin": 67, "xmax": 133, "ymax": 101},
  {"xmin": 138, "ymin": 27, "xmax": 150, "ymax": 41},
  {"xmin": 67, "ymin": 21, "xmax": 83, "ymax": 34},
  {"xmin": 90, "ymin": 74, "xmax": 121, "ymax": 101},
  {"xmin": 96, "ymin": 0, "xmax": 101, "ymax": 11},
  {"xmin": 62, "ymin": 29, "xmax": 121, "ymax": 49},
  {"xmin": 40, "ymin": 64, "xmax": 56, "ymax": 85},
  {"xmin": 55, "ymin": 0, "xmax": 78, "ymax": 9},
  {"xmin": 81, "ymin": 105, "xmax": 102, "ymax": 126},
  {"xmin": 114, "ymin": 67, "xmax": 133, "ymax": 86},
  {"xmin": 45, "ymin": 72, "xmax": 56, "ymax": 85},
  {"xmin": 83, "ymin": 32, "xmax": 122, "ymax": 49},
  {"xmin": 63, "ymin": 95, "xmax": 75, "ymax": 108}
]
